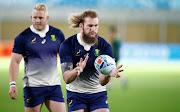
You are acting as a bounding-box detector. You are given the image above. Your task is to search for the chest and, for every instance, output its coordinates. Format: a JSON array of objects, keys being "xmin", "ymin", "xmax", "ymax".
[
  {"xmin": 73, "ymin": 45, "xmax": 101, "ymax": 67},
  {"xmin": 25, "ymin": 33, "xmax": 60, "ymax": 55}
]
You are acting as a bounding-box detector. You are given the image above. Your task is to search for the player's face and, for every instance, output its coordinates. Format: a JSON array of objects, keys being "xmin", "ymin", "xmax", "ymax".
[
  {"xmin": 31, "ymin": 10, "xmax": 49, "ymax": 31},
  {"xmin": 81, "ymin": 17, "xmax": 99, "ymax": 44}
]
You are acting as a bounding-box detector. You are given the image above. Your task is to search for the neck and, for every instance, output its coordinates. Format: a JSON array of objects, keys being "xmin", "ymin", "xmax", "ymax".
[{"xmin": 80, "ymin": 32, "xmax": 85, "ymax": 43}]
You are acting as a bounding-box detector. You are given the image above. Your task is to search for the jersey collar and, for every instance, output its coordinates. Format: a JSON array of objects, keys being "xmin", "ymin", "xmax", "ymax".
[
  {"xmin": 77, "ymin": 33, "xmax": 95, "ymax": 51},
  {"xmin": 30, "ymin": 25, "xmax": 49, "ymax": 38}
]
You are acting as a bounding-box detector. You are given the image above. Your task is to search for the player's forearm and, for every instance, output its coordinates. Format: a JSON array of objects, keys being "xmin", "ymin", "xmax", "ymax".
[
  {"xmin": 63, "ymin": 68, "xmax": 79, "ymax": 84},
  {"xmin": 9, "ymin": 53, "xmax": 22, "ymax": 82},
  {"xmin": 61, "ymin": 62, "xmax": 78, "ymax": 84},
  {"xmin": 9, "ymin": 61, "xmax": 20, "ymax": 82},
  {"xmin": 99, "ymin": 73, "xmax": 111, "ymax": 86}
]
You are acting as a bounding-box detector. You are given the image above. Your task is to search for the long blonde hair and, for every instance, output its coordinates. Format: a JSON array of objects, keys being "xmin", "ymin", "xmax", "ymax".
[{"xmin": 68, "ymin": 9, "xmax": 98, "ymax": 28}]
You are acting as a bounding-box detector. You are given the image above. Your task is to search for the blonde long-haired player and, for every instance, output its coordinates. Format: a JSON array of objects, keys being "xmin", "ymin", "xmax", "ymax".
[{"xmin": 59, "ymin": 9, "xmax": 124, "ymax": 112}]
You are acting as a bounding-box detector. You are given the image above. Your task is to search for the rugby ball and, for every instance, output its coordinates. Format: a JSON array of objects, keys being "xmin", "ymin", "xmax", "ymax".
[{"xmin": 94, "ymin": 55, "xmax": 116, "ymax": 75}]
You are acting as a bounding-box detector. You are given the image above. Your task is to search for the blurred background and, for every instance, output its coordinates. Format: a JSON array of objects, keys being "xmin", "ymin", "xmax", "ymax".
[{"xmin": 0, "ymin": 0, "xmax": 180, "ymax": 112}]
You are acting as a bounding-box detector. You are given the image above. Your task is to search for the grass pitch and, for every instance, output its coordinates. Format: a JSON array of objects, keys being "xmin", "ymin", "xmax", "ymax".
[{"xmin": 0, "ymin": 57, "xmax": 180, "ymax": 112}]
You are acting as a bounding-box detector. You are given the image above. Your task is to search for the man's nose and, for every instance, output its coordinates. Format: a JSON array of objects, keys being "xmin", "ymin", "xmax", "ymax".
[
  {"xmin": 36, "ymin": 18, "xmax": 40, "ymax": 22},
  {"xmin": 91, "ymin": 26, "xmax": 96, "ymax": 31}
]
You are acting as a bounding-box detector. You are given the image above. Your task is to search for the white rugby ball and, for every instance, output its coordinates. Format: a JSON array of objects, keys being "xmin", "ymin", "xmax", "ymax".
[{"xmin": 94, "ymin": 55, "xmax": 116, "ymax": 75}]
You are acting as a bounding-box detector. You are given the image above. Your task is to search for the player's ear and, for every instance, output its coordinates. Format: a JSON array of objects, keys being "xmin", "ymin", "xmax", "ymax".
[
  {"xmin": 46, "ymin": 16, "xmax": 49, "ymax": 21},
  {"xmin": 79, "ymin": 23, "xmax": 83, "ymax": 29}
]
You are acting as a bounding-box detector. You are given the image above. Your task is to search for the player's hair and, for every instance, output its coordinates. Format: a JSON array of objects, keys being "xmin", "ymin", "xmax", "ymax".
[
  {"xmin": 68, "ymin": 9, "xmax": 98, "ymax": 28},
  {"xmin": 32, "ymin": 3, "xmax": 48, "ymax": 15}
]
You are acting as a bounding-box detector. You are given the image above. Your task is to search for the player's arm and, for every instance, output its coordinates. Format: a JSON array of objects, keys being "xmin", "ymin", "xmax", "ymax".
[
  {"xmin": 61, "ymin": 55, "xmax": 88, "ymax": 84},
  {"xmin": 9, "ymin": 52, "xmax": 23, "ymax": 100},
  {"xmin": 99, "ymin": 73, "xmax": 111, "ymax": 86},
  {"xmin": 99, "ymin": 65, "xmax": 124, "ymax": 86},
  {"xmin": 61, "ymin": 62, "xmax": 79, "ymax": 84}
]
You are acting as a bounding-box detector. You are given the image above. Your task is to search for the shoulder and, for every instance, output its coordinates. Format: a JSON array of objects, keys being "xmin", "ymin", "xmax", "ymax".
[
  {"xmin": 98, "ymin": 36, "xmax": 111, "ymax": 46},
  {"xmin": 13, "ymin": 27, "xmax": 31, "ymax": 46},
  {"xmin": 60, "ymin": 34, "xmax": 77, "ymax": 49},
  {"xmin": 63, "ymin": 34, "xmax": 77, "ymax": 45},
  {"xmin": 59, "ymin": 34, "xmax": 77, "ymax": 52},
  {"xmin": 49, "ymin": 25, "xmax": 63, "ymax": 34},
  {"xmin": 98, "ymin": 36, "xmax": 107, "ymax": 42},
  {"xmin": 15, "ymin": 27, "xmax": 31, "ymax": 40},
  {"xmin": 49, "ymin": 25, "xmax": 65, "ymax": 40},
  {"xmin": 97, "ymin": 36, "xmax": 113, "ymax": 56},
  {"xmin": 20, "ymin": 27, "xmax": 31, "ymax": 36}
]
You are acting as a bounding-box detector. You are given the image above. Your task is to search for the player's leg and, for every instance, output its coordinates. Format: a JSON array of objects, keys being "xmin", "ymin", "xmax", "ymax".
[
  {"xmin": 67, "ymin": 90, "xmax": 88, "ymax": 112},
  {"xmin": 71, "ymin": 108, "xmax": 88, "ymax": 112},
  {"xmin": 45, "ymin": 85, "xmax": 66, "ymax": 112},
  {"xmin": 92, "ymin": 108, "xmax": 109, "ymax": 112},
  {"xmin": 24, "ymin": 87, "xmax": 46, "ymax": 112},
  {"xmin": 45, "ymin": 100, "xmax": 66, "ymax": 112},
  {"xmin": 89, "ymin": 91, "xmax": 109, "ymax": 112},
  {"xmin": 25, "ymin": 104, "xmax": 42, "ymax": 112}
]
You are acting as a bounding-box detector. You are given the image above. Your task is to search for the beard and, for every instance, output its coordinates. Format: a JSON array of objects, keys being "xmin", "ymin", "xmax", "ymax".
[{"xmin": 82, "ymin": 29, "xmax": 98, "ymax": 44}]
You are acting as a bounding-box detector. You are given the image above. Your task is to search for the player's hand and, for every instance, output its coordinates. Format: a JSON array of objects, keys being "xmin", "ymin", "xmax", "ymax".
[
  {"xmin": 9, "ymin": 86, "xmax": 18, "ymax": 100},
  {"xmin": 76, "ymin": 55, "xmax": 89, "ymax": 76},
  {"xmin": 109, "ymin": 65, "xmax": 124, "ymax": 78}
]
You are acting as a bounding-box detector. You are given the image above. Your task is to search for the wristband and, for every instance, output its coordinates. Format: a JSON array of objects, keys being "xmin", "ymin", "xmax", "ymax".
[{"xmin": 9, "ymin": 81, "xmax": 16, "ymax": 87}]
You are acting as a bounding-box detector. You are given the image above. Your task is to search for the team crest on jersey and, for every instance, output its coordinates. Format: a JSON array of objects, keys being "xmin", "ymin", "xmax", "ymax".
[
  {"xmin": 75, "ymin": 50, "xmax": 81, "ymax": 56},
  {"xmin": 94, "ymin": 49, "xmax": 100, "ymax": 56},
  {"xmin": 30, "ymin": 37, "xmax": 36, "ymax": 44},
  {"xmin": 51, "ymin": 35, "xmax": 56, "ymax": 41}
]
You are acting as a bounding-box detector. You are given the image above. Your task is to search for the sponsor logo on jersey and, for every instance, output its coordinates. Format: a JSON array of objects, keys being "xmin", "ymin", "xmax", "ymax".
[
  {"xmin": 69, "ymin": 100, "xmax": 73, "ymax": 107},
  {"xmin": 26, "ymin": 97, "xmax": 31, "ymax": 103},
  {"xmin": 75, "ymin": 50, "xmax": 81, "ymax": 56},
  {"xmin": 84, "ymin": 53, "xmax": 89, "ymax": 57},
  {"xmin": 51, "ymin": 35, "xmax": 56, "ymax": 41},
  {"xmin": 94, "ymin": 49, "xmax": 100, "ymax": 56},
  {"xmin": 30, "ymin": 37, "xmax": 36, "ymax": 44},
  {"xmin": 41, "ymin": 39, "xmax": 46, "ymax": 44}
]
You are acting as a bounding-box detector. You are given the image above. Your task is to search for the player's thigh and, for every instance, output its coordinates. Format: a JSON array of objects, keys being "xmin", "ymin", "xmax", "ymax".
[
  {"xmin": 45, "ymin": 99, "xmax": 66, "ymax": 112},
  {"xmin": 92, "ymin": 108, "xmax": 109, "ymax": 112},
  {"xmin": 25, "ymin": 104, "xmax": 42, "ymax": 112},
  {"xmin": 71, "ymin": 108, "xmax": 88, "ymax": 112}
]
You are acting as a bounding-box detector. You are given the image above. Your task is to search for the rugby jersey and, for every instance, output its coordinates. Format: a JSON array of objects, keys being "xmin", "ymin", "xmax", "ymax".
[
  {"xmin": 59, "ymin": 33, "xmax": 113, "ymax": 93},
  {"xmin": 13, "ymin": 25, "xmax": 65, "ymax": 87}
]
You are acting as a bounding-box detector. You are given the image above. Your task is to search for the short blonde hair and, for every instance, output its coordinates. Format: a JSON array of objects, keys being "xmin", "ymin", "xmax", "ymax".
[
  {"xmin": 68, "ymin": 9, "xmax": 98, "ymax": 28},
  {"xmin": 32, "ymin": 3, "xmax": 48, "ymax": 15}
]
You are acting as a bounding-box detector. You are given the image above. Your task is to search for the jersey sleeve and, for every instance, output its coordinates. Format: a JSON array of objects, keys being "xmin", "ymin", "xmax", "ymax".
[
  {"xmin": 57, "ymin": 29, "xmax": 65, "ymax": 44},
  {"xmin": 100, "ymin": 38, "xmax": 113, "ymax": 58},
  {"xmin": 59, "ymin": 42, "xmax": 73, "ymax": 63},
  {"xmin": 12, "ymin": 34, "xmax": 25, "ymax": 55},
  {"xmin": 104, "ymin": 43, "xmax": 113, "ymax": 57}
]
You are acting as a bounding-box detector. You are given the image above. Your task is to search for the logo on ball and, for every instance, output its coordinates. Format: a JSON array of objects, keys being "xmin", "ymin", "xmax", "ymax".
[{"xmin": 94, "ymin": 55, "xmax": 116, "ymax": 75}]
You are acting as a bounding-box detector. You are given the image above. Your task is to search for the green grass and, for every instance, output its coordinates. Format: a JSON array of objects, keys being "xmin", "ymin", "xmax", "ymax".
[{"xmin": 1, "ymin": 57, "xmax": 180, "ymax": 112}]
